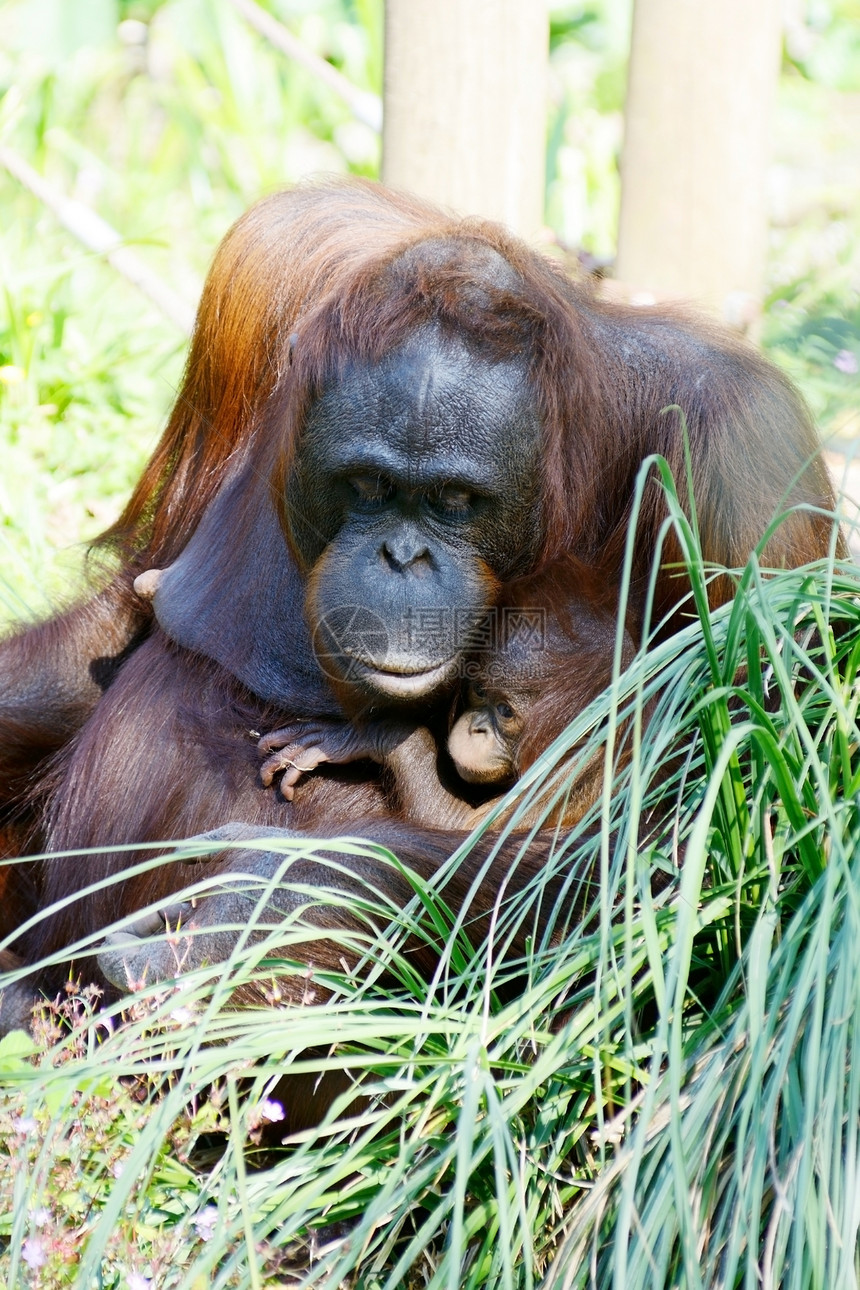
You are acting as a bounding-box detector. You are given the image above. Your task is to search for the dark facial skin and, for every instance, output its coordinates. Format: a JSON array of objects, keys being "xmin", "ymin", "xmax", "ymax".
[{"xmin": 285, "ymin": 326, "xmax": 543, "ymax": 703}]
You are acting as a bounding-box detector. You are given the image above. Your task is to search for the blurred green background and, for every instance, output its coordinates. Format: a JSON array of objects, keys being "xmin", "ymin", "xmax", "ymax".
[{"xmin": 1, "ymin": 0, "xmax": 858, "ymax": 620}]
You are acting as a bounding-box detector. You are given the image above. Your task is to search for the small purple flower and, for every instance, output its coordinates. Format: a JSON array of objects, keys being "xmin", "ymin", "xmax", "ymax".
[
  {"xmin": 258, "ymin": 1098, "xmax": 285, "ymax": 1123},
  {"xmin": 22, "ymin": 1236, "xmax": 47, "ymax": 1269},
  {"xmin": 193, "ymin": 1205, "xmax": 220, "ymax": 1241},
  {"xmin": 834, "ymin": 349, "xmax": 858, "ymax": 374},
  {"xmin": 29, "ymin": 1207, "xmax": 51, "ymax": 1227},
  {"xmin": 12, "ymin": 1116, "xmax": 38, "ymax": 1134},
  {"xmin": 127, "ymin": 1273, "xmax": 152, "ymax": 1290}
]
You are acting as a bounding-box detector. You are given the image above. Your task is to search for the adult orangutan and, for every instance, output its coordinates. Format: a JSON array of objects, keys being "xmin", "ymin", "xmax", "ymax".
[{"xmin": 0, "ymin": 177, "xmax": 839, "ymax": 1031}]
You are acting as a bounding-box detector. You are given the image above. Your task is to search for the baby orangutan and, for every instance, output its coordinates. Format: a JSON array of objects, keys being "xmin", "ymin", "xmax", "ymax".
[{"xmin": 259, "ymin": 563, "xmax": 636, "ymax": 830}]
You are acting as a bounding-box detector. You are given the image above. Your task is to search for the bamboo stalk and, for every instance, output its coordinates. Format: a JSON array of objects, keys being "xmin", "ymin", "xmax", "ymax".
[
  {"xmin": 229, "ymin": 0, "xmax": 382, "ymax": 132},
  {"xmin": 0, "ymin": 144, "xmax": 195, "ymax": 334}
]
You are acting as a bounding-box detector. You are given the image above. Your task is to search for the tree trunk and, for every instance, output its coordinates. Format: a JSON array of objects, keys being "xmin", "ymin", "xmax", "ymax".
[
  {"xmin": 616, "ymin": 0, "xmax": 782, "ymax": 328},
  {"xmin": 382, "ymin": 0, "xmax": 547, "ymax": 238}
]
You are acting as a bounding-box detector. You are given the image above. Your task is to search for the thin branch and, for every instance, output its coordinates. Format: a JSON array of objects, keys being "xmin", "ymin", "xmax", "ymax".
[
  {"xmin": 229, "ymin": 0, "xmax": 383, "ymax": 133},
  {"xmin": 0, "ymin": 144, "xmax": 195, "ymax": 335}
]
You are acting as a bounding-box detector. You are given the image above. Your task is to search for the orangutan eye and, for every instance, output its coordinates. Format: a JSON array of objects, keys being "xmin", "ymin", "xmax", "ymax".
[
  {"xmin": 496, "ymin": 702, "xmax": 515, "ymax": 721},
  {"xmin": 426, "ymin": 486, "xmax": 473, "ymax": 518},
  {"xmin": 350, "ymin": 476, "xmax": 395, "ymax": 508}
]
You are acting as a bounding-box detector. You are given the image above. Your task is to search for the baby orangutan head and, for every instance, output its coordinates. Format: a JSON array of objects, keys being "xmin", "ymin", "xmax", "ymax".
[
  {"xmin": 446, "ymin": 678, "xmax": 530, "ymax": 786},
  {"xmin": 446, "ymin": 559, "xmax": 636, "ymax": 790}
]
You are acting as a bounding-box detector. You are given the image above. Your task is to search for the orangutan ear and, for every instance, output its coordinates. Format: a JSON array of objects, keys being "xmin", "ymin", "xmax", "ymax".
[{"xmin": 147, "ymin": 461, "xmax": 339, "ymax": 715}]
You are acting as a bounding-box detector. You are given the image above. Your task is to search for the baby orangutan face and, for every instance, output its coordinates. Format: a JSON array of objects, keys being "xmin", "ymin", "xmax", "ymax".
[{"xmin": 446, "ymin": 680, "xmax": 527, "ymax": 785}]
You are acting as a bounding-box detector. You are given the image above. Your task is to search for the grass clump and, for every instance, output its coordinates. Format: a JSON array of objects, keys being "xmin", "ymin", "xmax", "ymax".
[{"xmin": 2, "ymin": 493, "xmax": 859, "ymax": 1285}]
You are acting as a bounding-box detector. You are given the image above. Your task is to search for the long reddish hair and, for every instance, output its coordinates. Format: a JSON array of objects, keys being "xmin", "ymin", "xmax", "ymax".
[{"xmin": 98, "ymin": 177, "xmax": 837, "ymax": 632}]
